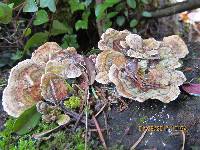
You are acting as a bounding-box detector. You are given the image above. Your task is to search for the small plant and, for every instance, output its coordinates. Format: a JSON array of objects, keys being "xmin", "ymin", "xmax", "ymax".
[{"xmin": 64, "ymin": 96, "xmax": 81, "ymax": 109}]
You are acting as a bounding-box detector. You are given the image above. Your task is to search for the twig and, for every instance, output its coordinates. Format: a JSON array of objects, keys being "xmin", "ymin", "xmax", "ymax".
[
  {"xmin": 130, "ymin": 129, "xmax": 147, "ymax": 150},
  {"xmin": 89, "ymin": 129, "xmax": 106, "ymax": 132},
  {"xmin": 14, "ymin": 3, "xmax": 25, "ymax": 21},
  {"xmin": 119, "ymin": 127, "xmax": 130, "ymax": 144},
  {"xmin": 92, "ymin": 115, "xmax": 107, "ymax": 150},
  {"xmin": 32, "ymin": 122, "xmax": 71, "ymax": 140},
  {"xmin": 181, "ymin": 131, "xmax": 185, "ymax": 150},
  {"xmin": 142, "ymin": 0, "xmax": 200, "ymax": 18},
  {"xmin": 84, "ymin": 88, "xmax": 89, "ymax": 150},
  {"xmin": 0, "ymin": 45, "xmax": 19, "ymax": 48},
  {"xmin": 95, "ymin": 103, "xmax": 106, "ymax": 117},
  {"xmin": 73, "ymin": 111, "xmax": 84, "ymax": 131},
  {"xmin": 18, "ymin": 12, "xmax": 36, "ymax": 45},
  {"xmin": 59, "ymin": 102, "xmax": 94, "ymax": 127},
  {"xmin": 0, "ymin": 37, "xmax": 16, "ymax": 44},
  {"xmin": 13, "ymin": 2, "xmax": 25, "ymax": 10},
  {"xmin": 103, "ymin": 111, "xmax": 109, "ymax": 140}
]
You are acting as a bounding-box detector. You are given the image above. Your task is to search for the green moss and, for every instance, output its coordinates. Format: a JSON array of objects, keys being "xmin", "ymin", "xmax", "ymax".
[
  {"xmin": 196, "ymin": 77, "xmax": 200, "ymax": 83},
  {"xmin": 138, "ymin": 116, "xmax": 148, "ymax": 123},
  {"xmin": 0, "ymin": 118, "xmax": 36, "ymax": 150},
  {"xmin": 64, "ymin": 96, "xmax": 81, "ymax": 109},
  {"xmin": 14, "ymin": 138, "xmax": 36, "ymax": 150},
  {"xmin": 0, "ymin": 118, "xmax": 16, "ymax": 149},
  {"xmin": 39, "ymin": 130, "xmax": 86, "ymax": 150},
  {"xmin": 0, "ymin": 78, "xmax": 6, "ymax": 85},
  {"xmin": 31, "ymin": 121, "xmax": 58, "ymax": 134},
  {"xmin": 1, "ymin": 117, "xmax": 103, "ymax": 149}
]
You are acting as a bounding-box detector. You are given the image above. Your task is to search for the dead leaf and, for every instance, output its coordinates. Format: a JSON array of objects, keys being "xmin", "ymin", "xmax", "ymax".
[
  {"xmin": 182, "ymin": 83, "xmax": 200, "ymax": 96},
  {"xmin": 84, "ymin": 57, "xmax": 96, "ymax": 85}
]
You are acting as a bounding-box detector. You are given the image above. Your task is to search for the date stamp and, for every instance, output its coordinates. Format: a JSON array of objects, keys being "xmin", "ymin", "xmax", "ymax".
[{"xmin": 139, "ymin": 125, "xmax": 187, "ymax": 132}]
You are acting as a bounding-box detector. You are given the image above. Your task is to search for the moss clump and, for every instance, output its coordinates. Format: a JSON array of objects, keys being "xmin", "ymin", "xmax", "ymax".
[
  {"xmin": 0, "ymin": 118, "xmax": 36, "ymax": 150},
  {"xmin": 64, "ymin": 96, "xmax": 81, "ymax": 109},
  {"xmin": 0, "ymin": 118, "xmax": 94, "ymax": 150},
  {"xmin": 39, "ymin": 130, "xmax": 86, "ymax": 150}
]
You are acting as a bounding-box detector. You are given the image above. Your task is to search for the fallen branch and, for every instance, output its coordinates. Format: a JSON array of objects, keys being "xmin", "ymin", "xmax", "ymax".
[
  {"xmin": 143, "ymin": 0, "xmax": 200, "ymax": 18},
  {"xmin": 181, "ymin": 131, "xmax": 186, "ymax": 150},
  {"xmin": 130, "ymin": 129, "xmax": 147, "ymax": 150},
  {"xmin": 92, "ymin": 115, "xmax": 107, "ymax": 150},
  {"xmin": 103, "ymin": 111, "xmax": 109, "ymax": 139},
  {"xmin": 84, "ymin": 88, "xmax": 89, "ymax": 150}
]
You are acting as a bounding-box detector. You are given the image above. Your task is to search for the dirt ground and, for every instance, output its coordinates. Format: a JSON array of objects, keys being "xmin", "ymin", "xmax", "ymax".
[{"xmin": 97, "ymin": 42, "xmax": 200, "ymax": 149}]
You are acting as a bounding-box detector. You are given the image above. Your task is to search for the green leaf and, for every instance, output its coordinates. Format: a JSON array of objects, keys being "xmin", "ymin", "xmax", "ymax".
[
  {"xmin": 75, "ymin": 11, "xmax": 90, "ymax": 31},
  {"xmin": 23, "ymin": 0, "xmax": 38, "ymax": 12},
  {"xmin": 0, "ymin": 2, "xmax": 13, "ymax": 24},
  {"xmin": 116, "ymin": 16, "xmax": 125, "ymax": 26},
  {"xmin": 103, "ymin": 20, "xmax": 112, "ymax": 32},
  {"xmin": 141, "ymin": 0, "xmax": 150, "ymax": 4},
  {"xmin": 115, "ymin": 2, "xmax": 125, "ymax": 12},
  {"xmin": 107, "ymin": 11, "xmax": 118, "ymax": 19},
  {"xmin": 13, "ymin": 105, "xmax": 41, "ymax": 135},
  {"xmin": 50, "ymin": 20, "xmax": 72, "ymax": 36},
  {"xmin": 56, "ymin": 114, "xmax": 70, "ymax": 125},
  {"xmin": 75, "ymin": 20, "xmax": 87, "ymax": 31},
  {"xmin": 24, "ymin": 32, "xmax": 48, "ymax": 50},
  {"xmin": 95, "ymin": 0, "xmax": 119, "ymax": 20},
  {"xmin": 61, "ymin": 34, "xmax": 79, "ymax": 49},
  {"xmin": 95, "ymin": 4, "xmax": 106, "ymax": 20},
  {"xmin": 9, "ymin": 0, "xmax": 25, "ymax": 7},
  {"xmin": 124, "ymin": 10, "xmax": 128, "ymax": 17},
  {"xmin": 0, "ymin": 52, "xmax": 13, "ymax": 67},
  {"xmin": 142, "ymin": 11, "xmax": 152, "ymax": 17},
  {"xmin": 130, "ymin": 19, "xmax": 138, "ymax": 27},
  {"xmin": 127, "ymin": 0, "xmax": 136, "ymax": 9},
  {"xmin": 40, "ymin": 0, "xmax": 56, "ymax": 12},
  {"xmin": 11, "ymin": 50, "xmax": 24, "ymax": 61},
  {"xmin": 69, "ymin": 0, "xmax": 85, "ymax": 13},
  {"xmin": 84, "ymin": 0, "xmax": 92, "ymax": 7},
  {"xmin": 23, "ymin": 27, "xmax": 32, "ymax": 36},
  {"xmin": 82, "ymin": 11, "xmax": 90, "ymax": 20},
  {"xmin": 33, "ymin": 9, "xmax": 49, "ymax": 25},
  {"xmin": 8, "ymin": 3, "xmax": 14, "ymax": 8},
  {"xmin": 132, "ymin": 28, "xmax": 137, "ymax": 33}
]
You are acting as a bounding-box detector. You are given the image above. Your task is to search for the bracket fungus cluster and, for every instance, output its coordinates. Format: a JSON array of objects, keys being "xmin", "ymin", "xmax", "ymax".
[
  {"xmin": 2, "ymin": 42, "xmax": 85, "ymax": 117},
  {"xmin": 96, "ymin": 28, "xmax": 189, "ymax": 103},
  {"xmin": 2, "ymin": 28, "xmax": 189, "ymax": 118}
]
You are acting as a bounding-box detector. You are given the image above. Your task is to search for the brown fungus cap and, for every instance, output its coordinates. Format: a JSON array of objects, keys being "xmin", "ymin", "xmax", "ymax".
[
  {"xmin": 2, "ymin": 43, "xmax": 83, "ymax": 117},
  {"xmin": 95, "ymin": 50, "xmax": 126, "ymax": 84},
  {"xmin": 2, "ymin": 59, "xmax": 44, "ymax": 117},
  {"xmin": 45, "ymin": 47, "xmax": 83, "ymax": 79},
  {"xmin": 40, "ymin": 73, "xmax": 70, "ymax": 103},
  {"xmin": 162, "ymin": 35, "xmax": 189, "ymax": 59},
  {"xmin": 31, "ymin": 42, "xmax": 62, "ymax": 65},
  {"xmin": 98, "ymin": 28, "xmax": 131, "ymax": 52}
]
